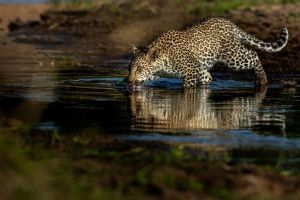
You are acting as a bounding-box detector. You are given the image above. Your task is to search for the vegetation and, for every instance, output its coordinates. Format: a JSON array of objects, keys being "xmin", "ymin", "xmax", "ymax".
[
  {"xmin": 188, "ymin": 0, "xmax": 300, "ymax": 15},
  {"xmin": 1, "ymin": 124, "xmax": 300, "ymax": 199},
  {"xmin": 48, "ymin": 0, "xmax": 300, "ymax": 13},
  {"xmin": 48, "ymin": 0, "xmax": 104, "ymax": 9}
]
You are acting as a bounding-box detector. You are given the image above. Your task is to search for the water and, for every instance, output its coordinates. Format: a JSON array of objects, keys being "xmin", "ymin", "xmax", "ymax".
[{"xmin": 1, "ymin": 39, "xmax": 300, "ymax": 170}]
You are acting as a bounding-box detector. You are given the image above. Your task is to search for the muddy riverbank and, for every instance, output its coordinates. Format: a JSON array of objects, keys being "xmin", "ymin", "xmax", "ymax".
[
  {"xmin": 0, "ymin": 3, "xmax": 49, "ymax": 36},
  {"xmin": 6, "ymin": 1, "xmax": 300, "ymax": 77}
]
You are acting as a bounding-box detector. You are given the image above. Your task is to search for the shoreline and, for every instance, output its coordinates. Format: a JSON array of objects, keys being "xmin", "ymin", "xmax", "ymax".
[{"xmin": 5, "ymin": 1, "xmax": 300, "ymax": 75}]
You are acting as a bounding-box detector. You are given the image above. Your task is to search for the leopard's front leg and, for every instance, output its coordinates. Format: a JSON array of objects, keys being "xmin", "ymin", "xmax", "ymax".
[
  {"xmin": 198, "ymin": 70, "xmax": 212, "ymax": 85},
  {"xmin": 183, "ymin": 78, "xmax": 197, "ymax": 88},
  {"xmin": 183, "ymin": 73, "xmax": 199, "ymax": 88},
  {"xmin": 183, "ymin": 68, "xmax": 200, "ymax": 88}
]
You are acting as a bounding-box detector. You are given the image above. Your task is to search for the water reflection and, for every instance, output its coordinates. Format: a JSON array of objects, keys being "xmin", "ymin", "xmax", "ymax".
[
  {"xmin": 129, "ymin": 86, "xmax": 286, "ymax": 133},
  {"xmin": 0, "ymin": 39, "xmax": 58, "ymax": 126}
]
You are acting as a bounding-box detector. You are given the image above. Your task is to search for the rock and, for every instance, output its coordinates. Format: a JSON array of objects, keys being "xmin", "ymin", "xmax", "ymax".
[
  {"xmin": 8, "ymin": 17, "xmax": 23, "ymax": 31},
  {"xmin": 8, "ymin": 17, "xmax": 40, "ymax": 31}
]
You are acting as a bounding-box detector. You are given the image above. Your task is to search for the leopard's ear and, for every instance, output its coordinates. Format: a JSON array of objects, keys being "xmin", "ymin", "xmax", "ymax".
[
  {"xmin": 146, "ymin": 47, "xmax": 157, "ymax": 63},
  {"xmin": 132, "ymin": 45, "xmax": 138, "ymax": 55}
]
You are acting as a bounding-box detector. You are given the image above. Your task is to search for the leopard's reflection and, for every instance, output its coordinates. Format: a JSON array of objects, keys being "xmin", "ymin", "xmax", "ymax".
[{"xmin": 129, "ymin": 87, "xmax": 285, "ymax": 132}]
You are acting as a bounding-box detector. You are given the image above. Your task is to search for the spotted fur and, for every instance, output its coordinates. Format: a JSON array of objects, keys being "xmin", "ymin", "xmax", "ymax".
[
  {"xmin": 128, "ymin": 87, "xmax": 285, "ymax": 132},
  {"xmin": 128, "ymin": 18, "xmax": 288, "ymax": 88}
]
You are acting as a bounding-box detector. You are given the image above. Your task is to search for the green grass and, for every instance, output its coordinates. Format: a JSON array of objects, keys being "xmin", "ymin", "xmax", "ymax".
[
  {"xmin": 1, "ymin": 125, "xmax": 300, "ymax": 200},
  {"xmin": 47, "ymin": 0, "xmax": 300, "ymax": 13},
  {"xmin": 48, "ymin": 0, "xmax": 300, "ymax": 13},
  {"xmin": 49, "ymin": 0, "xmax": 92, "ymax": 5},
  {"xmin": 188, "ymin": 0, "xmax": 300, "ymax": 15},
  {"xmin": 48, "ymin": 0, "xmax": 97, "ymax": 9}
]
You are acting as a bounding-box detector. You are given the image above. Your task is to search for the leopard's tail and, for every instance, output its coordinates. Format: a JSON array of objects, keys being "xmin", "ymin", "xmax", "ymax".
[{"xmin": 237, "ymin": 27, "xmax": 288, "ymax": 52}]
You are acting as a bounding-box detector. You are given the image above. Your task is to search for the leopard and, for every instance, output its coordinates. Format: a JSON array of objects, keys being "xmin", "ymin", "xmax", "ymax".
[
  {"xmin": 128, "ymin": 87, "xmax": 286, "ymax": 139},
  {"xmin": 126, "ymin": 18, "xmax": 288, "ymax": 88}
]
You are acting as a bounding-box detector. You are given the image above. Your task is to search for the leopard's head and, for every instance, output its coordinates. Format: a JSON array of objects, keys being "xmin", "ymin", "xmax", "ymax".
[{"xmin": 127, "ymin": 45, "xmax": 158, "ymax": 88}]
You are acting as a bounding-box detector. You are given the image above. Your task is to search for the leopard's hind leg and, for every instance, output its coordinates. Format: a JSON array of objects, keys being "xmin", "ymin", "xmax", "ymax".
[{"xmin": 221, "ymin": 42, "xmax": 268, "ymax": 86}]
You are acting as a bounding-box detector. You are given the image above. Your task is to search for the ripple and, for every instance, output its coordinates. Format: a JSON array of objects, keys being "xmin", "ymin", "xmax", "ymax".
[{"xmin": 119, "ymin": 130, "xmax": 300, "ymax": 150}]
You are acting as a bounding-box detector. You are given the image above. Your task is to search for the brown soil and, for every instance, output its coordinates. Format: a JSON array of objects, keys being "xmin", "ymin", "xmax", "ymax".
[
  {"xmin": 6, "ymin": 1, "xmax": 300, "ymax": 77},
  {"xmin": 0, "ymin": 4, "xmax": 49, "ymax": 36}
]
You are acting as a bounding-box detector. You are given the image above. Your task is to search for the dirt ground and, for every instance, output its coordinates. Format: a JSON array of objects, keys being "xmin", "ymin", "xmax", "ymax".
[
  {"xmin": 0, "ymin": 4, "xmax": 49, "ymax": 36},
  {"xmin": 6, "ymin": 1, "xmax": 300, "ymax": 77}
]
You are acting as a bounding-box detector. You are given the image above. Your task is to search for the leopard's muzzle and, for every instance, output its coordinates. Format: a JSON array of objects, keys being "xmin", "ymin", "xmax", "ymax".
[{"xmin": 122, "ymin": 78, "xmax": 144, "ymax": 90}]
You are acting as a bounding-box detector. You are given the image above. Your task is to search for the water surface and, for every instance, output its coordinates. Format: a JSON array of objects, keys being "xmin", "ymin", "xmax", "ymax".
[{"xmin": 1, "ymin": 40, "xmax": 300, "ymax": 170}]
